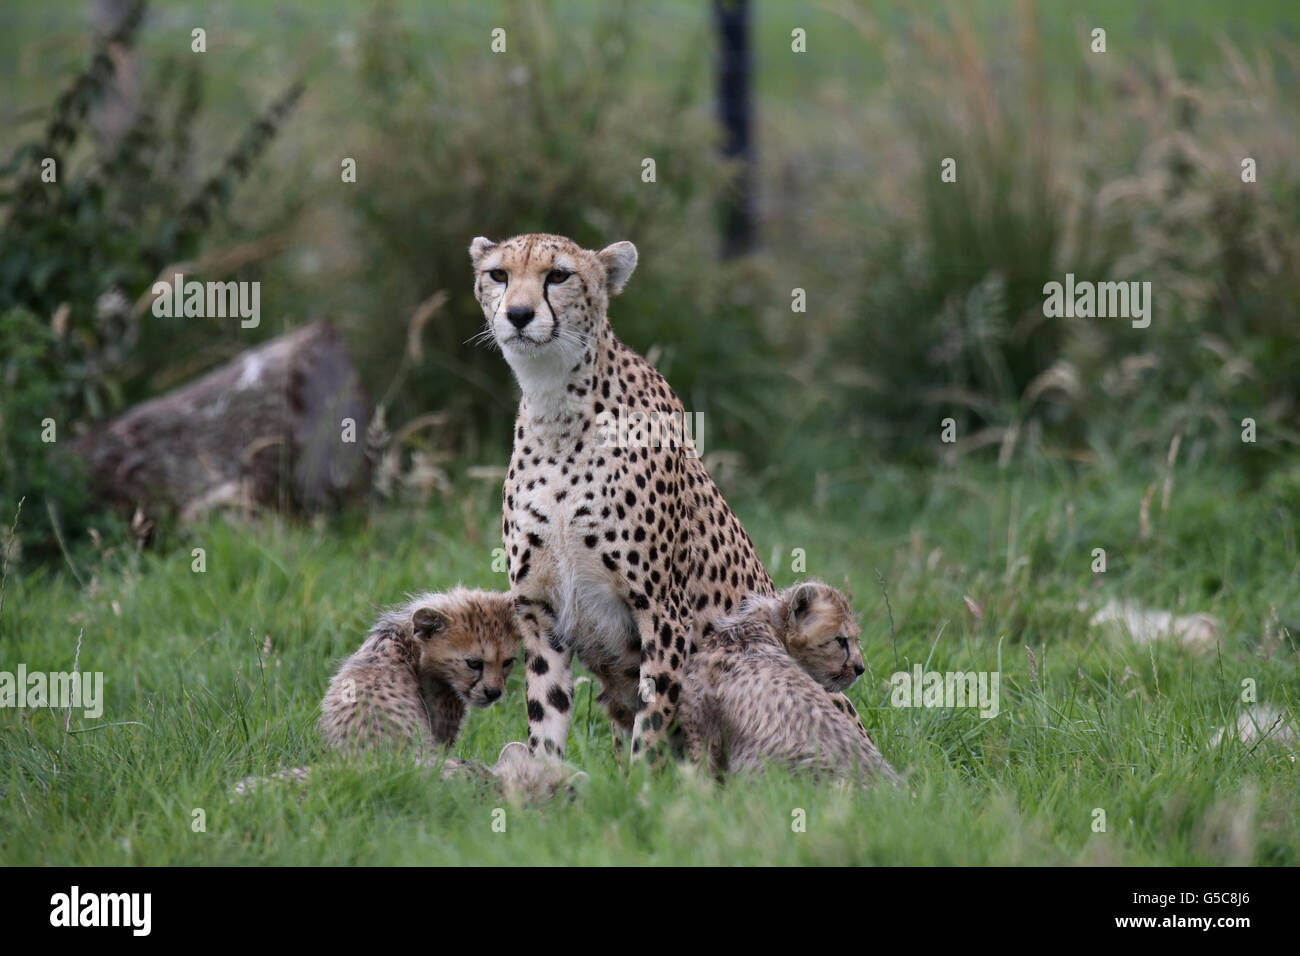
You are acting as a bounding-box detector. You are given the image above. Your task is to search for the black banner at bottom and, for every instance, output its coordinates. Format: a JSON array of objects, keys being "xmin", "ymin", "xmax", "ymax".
[{"xmin": 0, "ymin": 865, "xmax": 1285, "ymax": 943}]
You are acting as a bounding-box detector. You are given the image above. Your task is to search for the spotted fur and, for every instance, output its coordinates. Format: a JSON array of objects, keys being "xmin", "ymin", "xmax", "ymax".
[
  {"xmin": 319, "ymin": 588, "xmax": 520, "ymax": 753},
  {"xmin": 472, "ymin": 233, "xmax": 874, "ymax": 760},
  {"xmin": 679, "ymin": 582, "xmax": 899, "ymax": 785},
  {"xmin": 232, "ymin": 589, "xmax": 525, "ymax": 799}
]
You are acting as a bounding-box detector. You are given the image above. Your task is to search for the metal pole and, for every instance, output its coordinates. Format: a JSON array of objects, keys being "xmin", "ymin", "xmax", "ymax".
[{"xmin": 714, "ymin": 0, "xmax": 756, "ymax": 258}]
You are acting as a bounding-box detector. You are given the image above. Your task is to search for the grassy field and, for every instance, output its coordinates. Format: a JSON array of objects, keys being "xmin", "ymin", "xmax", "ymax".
[
  {"xmin": 2, "ymin": 458, "xmax": 1297, "ymax": 865},
  {"xmin": 1, "ymin": 0, "xmax": 1297, "ymax": 867}
]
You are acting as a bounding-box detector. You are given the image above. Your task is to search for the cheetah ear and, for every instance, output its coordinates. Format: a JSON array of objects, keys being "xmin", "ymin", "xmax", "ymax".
[
  {"xmin": 469, "ymin": 236, "xmax": 497, "ymax": 267},
  {"xmin": 412, "ymin": 607, "xmax": 450, "ymax": 639},
  {"xmin": 496, "ymin": 741, "xmax": 530, "ymax": 769},
  {"xmin": 787, "ymin": 582, "xmax": 821, "ymax": 622},
  {"xmin": 596, "ymin": 241, "xmax": 638, "ymax": 296}
]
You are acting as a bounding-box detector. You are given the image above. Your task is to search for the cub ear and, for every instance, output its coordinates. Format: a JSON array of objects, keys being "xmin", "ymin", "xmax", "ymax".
[
  {"xmin": 469, "ymin": 236, "xmax": 497, "ymax": 267},
  {"xmin": 495, "ymin": 740, "xmax": 530, "ymax": 769},
  {"xmin": 787, "ymin": 582, "xmax": 822, "ymax": 622},
  {"xmin": 596, "ymin": 241, "xmax": 638, "ymax": 296},
  {"xmin": 412, "ymin": 606, "xmax": 450, "ymax": 639}
]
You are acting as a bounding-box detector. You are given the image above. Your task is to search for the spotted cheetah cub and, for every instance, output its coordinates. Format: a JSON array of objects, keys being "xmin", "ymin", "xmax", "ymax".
[
  {"xmin": 679, "ymin": 581, "xmax": 900, "ymax": 786},
  {"xmin": 234, "ymin": 590, "xmax": 523, "ymax": 798},
  {"xmin": 319, "ymin": 588, "xmax": 521, "ymax": 754}
]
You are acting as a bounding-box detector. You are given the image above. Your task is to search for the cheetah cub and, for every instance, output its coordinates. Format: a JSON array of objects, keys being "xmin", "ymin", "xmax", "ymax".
[
  {"xmin": 679, "ymin": 581, "xmax": 900, "ymax": 786},
  {"xmin": 232, "ymin": 590, "xmax": 589, "ymax": 801},
  {"xmin": 319, "ymin": 588, "xmax": 521, "ymax": 754}
]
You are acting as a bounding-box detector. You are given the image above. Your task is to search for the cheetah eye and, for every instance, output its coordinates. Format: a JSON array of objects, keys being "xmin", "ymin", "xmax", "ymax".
[
  {"xmin": 835, "ymin": 636, "xmax": 849, "ymax": 650},
  {"xmin": 546, "ymin": 269, "xmax": 571, "ymax": 284},
  {"xmin": 488, "ymin": 269, "xmax": 508, "ymax": 283},
  {"xmin": 467, "ymin": 659, "xmax": 484, "ymax": 671}
]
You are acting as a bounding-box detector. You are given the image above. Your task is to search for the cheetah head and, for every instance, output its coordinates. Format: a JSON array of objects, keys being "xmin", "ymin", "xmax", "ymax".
[
  {"xmin": 779, "ymin": 581, "xmax": 866, "ymax": 692},
  {"xmin": 406, "ymin": 591, "xmax": 522, "ymax": 708},
  {"xmin": 469, "ymin": 233, "xmax": 636, "ymax": 373}
]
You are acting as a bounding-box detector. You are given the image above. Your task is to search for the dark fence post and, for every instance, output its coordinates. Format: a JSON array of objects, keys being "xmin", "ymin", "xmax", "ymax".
[{"xmin": 714, "ymin": 0, "xmax": 756, "ymax": 258}]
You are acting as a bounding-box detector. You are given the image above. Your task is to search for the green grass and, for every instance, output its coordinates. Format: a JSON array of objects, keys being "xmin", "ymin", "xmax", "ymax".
[
  {"xmin": 2, "ymin": 459, "xmax": 1297, "ymax": 865},
  {"xmin": 2, "ymin": 0, "xmax": 1296, "ymax": 865}
]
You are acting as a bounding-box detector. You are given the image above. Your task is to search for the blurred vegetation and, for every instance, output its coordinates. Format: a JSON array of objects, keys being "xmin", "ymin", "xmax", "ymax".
[
  {"xmin": 334, "ymin": 1, "xmax": 782, "ymax": 452},
  {"xmin": 0, "ymin": 0, "xmax": 302, "ymax": 553},
  {"xmin": 1, "ymin": 0, "xmax": 1297, "ymax": 556},
  {"xmin": 818, "ymin": 7, "xmax": 1300, "ymax": 479}
]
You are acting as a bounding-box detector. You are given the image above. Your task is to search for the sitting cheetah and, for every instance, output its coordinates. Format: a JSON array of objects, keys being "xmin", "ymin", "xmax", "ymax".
[
  {"xmin": 233, "ymin": 589, "xmax": 522, "ymax": 797},
  {"xmin": 471, "ymin": 232, "xmax": 874, "ymax": 760},
  {"xmin": 319, "ymin": 588, "xmax": 520, "ymax": 753},
  {"xmin": 679, "ymin": 582, "xmax": 900, "ymax": 785}
]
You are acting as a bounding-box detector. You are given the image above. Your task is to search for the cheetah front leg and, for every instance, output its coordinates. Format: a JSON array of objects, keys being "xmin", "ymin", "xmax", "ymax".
[
  {"xmin": 630, "ymin": 610, "xmax": 689, "ymax": 761},
  {"xmin": 517, "ymin": 598, "xmax": 575, "ymax": 760}
]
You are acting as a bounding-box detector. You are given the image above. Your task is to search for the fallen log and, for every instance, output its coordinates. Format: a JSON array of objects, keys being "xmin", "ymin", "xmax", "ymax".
[{"xmin": 72, "ymin": 321, "xmax": 369, "ymax": 522}]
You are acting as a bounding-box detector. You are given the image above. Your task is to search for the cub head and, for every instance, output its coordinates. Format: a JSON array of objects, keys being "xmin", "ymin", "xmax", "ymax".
[
  {"xmin": 405, "ymin": 589, "xmax": 522, "ymax": 708},
  {"xmin": 469, "ymin": 233, "xmax": 637, "ymax": 367},
  {"xmin": 777, "ymin": 581, "xmax": 865, "ymax": 692},
  {"xmin": 491, "ymin": 741, "xmax": 588, "ymax": 804}
]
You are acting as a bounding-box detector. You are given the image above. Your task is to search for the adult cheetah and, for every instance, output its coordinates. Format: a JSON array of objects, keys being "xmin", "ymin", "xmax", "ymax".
[{"xmin": 472, "ymin": 232, "xmax": 869, "ymax": 760}]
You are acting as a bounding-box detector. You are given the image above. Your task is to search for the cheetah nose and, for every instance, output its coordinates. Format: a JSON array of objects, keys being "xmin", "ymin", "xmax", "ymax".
[
  {"xmin": 484, "ymin": 686, "xmax": 502, "ymax": 701},
  {"xmin": 853, "ymin": 662, "xmax": 865, "ymax": 676},
  {"xmin": 506, "ymin": 306, "xmax": 535, "ymax": 330}
]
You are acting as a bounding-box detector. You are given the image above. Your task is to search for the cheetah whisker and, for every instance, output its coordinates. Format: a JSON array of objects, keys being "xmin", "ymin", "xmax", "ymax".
[{"xmin": 465, "ymin": 326, "xmax": 500, "ymax": 350}]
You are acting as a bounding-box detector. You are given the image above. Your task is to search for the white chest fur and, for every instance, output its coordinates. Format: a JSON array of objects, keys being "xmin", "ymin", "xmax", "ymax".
[{"xmin": 509, "ymin": 433, "xmax": 637, "ymax": 666}]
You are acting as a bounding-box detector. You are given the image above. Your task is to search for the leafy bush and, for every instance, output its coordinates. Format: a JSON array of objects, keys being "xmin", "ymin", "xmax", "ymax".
[
  {"xmin": 0, "ymin": 0, "xmax": 302, "ymax": 553},
  {"xmin": 0, "ymin": 307, "xmax": 92, "ymax": 559}
]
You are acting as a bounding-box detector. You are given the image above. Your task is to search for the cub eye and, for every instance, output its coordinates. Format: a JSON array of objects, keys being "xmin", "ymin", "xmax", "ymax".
[
  {"xmin": 546, "ymin": 269, "xmax": 571, "ymax": 284},
  {"xmin": 502, "ymin": 658, "xmax": 514, "ymax": 670},
  {"xmin": 467, "ymin": 659, "xmax": 484, "ymax": 671},
  {"xmin": 488, "ymin": 269, "xmax": 508, "ymax": 283},
  {"xmin": 835, "ymin": 636, "xmax": 849, "ymax": 650}
]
